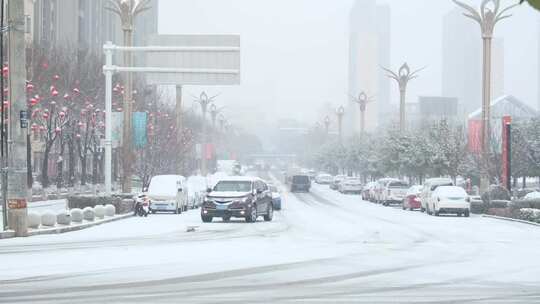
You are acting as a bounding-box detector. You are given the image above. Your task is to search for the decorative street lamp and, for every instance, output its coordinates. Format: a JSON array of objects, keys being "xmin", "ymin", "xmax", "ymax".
[
  {"xmin": 453, "ymin": 0, "xmax": 517, "ymax": 191},
  {"xmin": 194, "ymin": 91, "xmax": 219, "ymax": 176},
  {"xmin": 106, "ymin": 0, "xmax": 151, "ymax": 193},
  {"xmin": 351, "ymin": 91, "xmax": 374, "ymax": 135},
  {"xmin": 324, "ymin": 115, "xmax": 331, "ymax": 136},
  {"xmin": 382, "ymin": 63, "xmax": 423, "ymax": 132},
  {"xmin": 336, "ymin": 106, "xmax": 345, "ymax": 143}
]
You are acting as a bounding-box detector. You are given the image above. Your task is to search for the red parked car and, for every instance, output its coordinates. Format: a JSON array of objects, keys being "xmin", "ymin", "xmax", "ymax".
[{"xmin": 402, "ymin": 185, "xmax": 423, "ymax": 211}]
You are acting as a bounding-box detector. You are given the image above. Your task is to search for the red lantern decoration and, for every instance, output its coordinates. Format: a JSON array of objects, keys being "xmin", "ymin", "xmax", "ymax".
[
  {"xmin": 26, "ymin": 83, "xmax": 34, "ymax": 92},
  {"xmin": 39, "ymin": 126, "xmax": 46, "ymax": 131},
  {"xmin": 73, "ymin": 88, "xmax": 80, "ymax": 94},
  {"xmin": 59, "ymin": 111, "xmax": 66, "ymax": 118},
  {"xmin": 76, "ymin": 134, "xmax": 81, "ymax": 139},
  {"xmin": 55, "ymin": 127, "xmax": 61, "ymax": 133},
  {"xmin": 43, "ymin": 113, "xmax": 49, "ymax": 119},
  {"xmin": 30, "ymin": 98, "xmax": 39, "ymax": 106},
  {"xmin": 63, "ymin": 93, "xmax": 70, "ymax": 100},
  {"xmin": 53, "ymin": 74, "xmax": 60, "ymax": 81},
  {"xmin": 2, "ymin": 66, "xmax": 8, "ymax": 77},
  {"xmin": 51, "ymin": 90, "xmax": 59, "ymax": 97}
]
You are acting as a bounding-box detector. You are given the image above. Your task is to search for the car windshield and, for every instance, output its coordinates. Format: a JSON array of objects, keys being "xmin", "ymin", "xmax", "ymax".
[
  {"xmin": 388, "ymin": 181, "xmax": 408, "ymax": 188},
  {"xmin": 293, "ymin": 176, "xmax": 310, "ymax": 184},
  {"xmin": 213, "ymin": 181, "xmax": 252, "ymax": 192},
  {"xmin": 437, "ymin": 187, "xmax": 467, "ymax": 199}
]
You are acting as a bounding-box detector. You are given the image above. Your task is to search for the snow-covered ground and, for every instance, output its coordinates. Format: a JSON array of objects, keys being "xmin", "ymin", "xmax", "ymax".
[{"xmin": 1, "ymin": 179, "xmax": 540, "ymax": 303}]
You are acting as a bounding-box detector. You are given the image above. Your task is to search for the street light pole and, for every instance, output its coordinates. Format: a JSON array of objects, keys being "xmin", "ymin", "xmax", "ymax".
[
  {"xmin": 6, "ymin": 0, "xmax": 28, "ymax": 236},
  {"xmin": 106, "ymin": 0, "xmax": 151, "ymax": 194},
  {"xmin": 324, "ymin": 116, "xmax": 330, "ymax": 137},
  {"xmin": 351, "ymin": 92, "xmax": 374, "ymax": 135},
  {"xmin": 194, "ymin": 92, "xmax": 218, "ymax": 176},
  {"xmin": 383, "ymin": 63, "xmax": 423, "ymax": 132},
  {"xmin": 453, "ymin": 0, "xmax": 517, "ymax": 192},
  {"xmin": 336, "ymin": 106, "xmax": 345, "ymax": 144}
]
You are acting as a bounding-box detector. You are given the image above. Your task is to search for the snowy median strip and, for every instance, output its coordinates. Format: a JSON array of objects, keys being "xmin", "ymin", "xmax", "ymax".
[
  {"xmin": 482, "ymin": 214, "xmax": 540, "ymax": 227},
  {"xmin": 0, "ymin": 212, "xmax": 133, "ymax": 239}
]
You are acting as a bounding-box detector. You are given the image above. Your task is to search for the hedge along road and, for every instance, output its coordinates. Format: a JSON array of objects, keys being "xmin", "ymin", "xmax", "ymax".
[{"xmin": 1, "ymin": 184, "xmax": 540, "ymax": 303}]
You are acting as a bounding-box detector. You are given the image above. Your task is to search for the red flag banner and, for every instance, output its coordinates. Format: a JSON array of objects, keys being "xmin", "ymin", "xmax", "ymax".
[{"xmin": 468, "ymin": 120, "xmax": 482, "ymax": 154}]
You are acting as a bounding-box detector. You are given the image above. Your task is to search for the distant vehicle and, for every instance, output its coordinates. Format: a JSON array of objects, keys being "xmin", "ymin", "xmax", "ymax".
[
  {"xmin": 315, "ymin": 173, "xmax": 333, "ymax": 185},
  {"xmin": 403, "ymin": 185, "xmax": 423, "ymax": 211},
  {"xmin": 362, "ymin": 182, "xmax": 377, "ymax": 201},
  {"xmin": 216, "ymin": 160, "xmax": 242, "ymax": 176},
  {"xmin": 330, "ymin": 175, "xmax": 347, "ymax": 191},
  {"xmin": 380, "ymin": 180, "xmax": 409, "ymax": 206},
  {"xmin": 291, "ymin": 175, "xmax": 311, "ymax": 193},
  {"xmin": 147, "ymin": 175, "xmax": 189, "ymax": 214},
  {"xmin": 524, "ymin": 191, "xmax": 540, "ymax": 200},
  {"xmin": 428, "ymin": 186, "xmax": 470, "ymax": 217},
  {"xmin": 338, "ymin": 177, "xmax": 363, "ymax": 194},
  {"xmin": 201, "ymin": 176, "xmax": 273, "ymax": 223},
  {"xmin": 373, "ymin": 178, "xmax": 400, "ymax": 203},
  {"xmin": 420, "ymin": 178, "xmax": 454, "ymax": 212},
  {"xmin": 269, "ymin": 185, "xmax": 282, "ymax": 210}
]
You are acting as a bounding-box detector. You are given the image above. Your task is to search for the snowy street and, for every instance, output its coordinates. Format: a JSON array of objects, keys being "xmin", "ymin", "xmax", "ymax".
[{"xmin": 1, "ymin": 182, "xmax": 540, "ymax": 303}]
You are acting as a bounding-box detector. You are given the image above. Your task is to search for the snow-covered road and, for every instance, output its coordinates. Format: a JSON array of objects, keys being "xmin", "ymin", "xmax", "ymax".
[{"xmin": 1, "ymin": 181, "xmax": 540, "ymax": 303}]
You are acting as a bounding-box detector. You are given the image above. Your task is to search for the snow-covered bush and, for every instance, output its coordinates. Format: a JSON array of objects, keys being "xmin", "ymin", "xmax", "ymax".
[
  {"xmin": 56, "ymin": 212, "xmax": 71, "ymax": 225},
  {"xmin": 41, "ymin": 212, "xmax": 57, "ymax": 227},
  {"xmin": 482, "ymin": 186, "xmax": 511, "ymax": 204},
  {"xmin": 27, "ymin": 212, "xmax": 41, "ymax": 229},
  {"xmin": 519, "ymin": 208, "xmax": 540, "ymax": 223},
  {"xmin": 82, "ymin": 207, "xmax": 95, "ymax": 221},
  {"xmin": 94, "ymin": 205, "xmax": 105, "ymax": 219},
  {"xmin": 71, "ymin": 208, "xmax": 83, "ymax": 223},
  {"xmin": 105, "ymin": 204, "xmax": 116, "ymax": 217}
]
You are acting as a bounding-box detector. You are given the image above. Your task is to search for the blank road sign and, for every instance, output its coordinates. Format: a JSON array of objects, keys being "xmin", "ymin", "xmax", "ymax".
[{"xmin": 146, "ymin": 35, "xmax": 241, "ymax": 85}]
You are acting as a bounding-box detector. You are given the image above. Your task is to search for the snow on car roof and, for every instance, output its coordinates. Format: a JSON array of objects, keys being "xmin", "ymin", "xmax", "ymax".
[{"xmin": 216, "ymin": 176, "xmax": 261, "ymax": 182}]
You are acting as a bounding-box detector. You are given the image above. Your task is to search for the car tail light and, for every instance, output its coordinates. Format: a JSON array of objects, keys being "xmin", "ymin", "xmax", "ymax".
[{"xmin": 412, "ymin": 197, "xmax": 420, "ymax": 203}]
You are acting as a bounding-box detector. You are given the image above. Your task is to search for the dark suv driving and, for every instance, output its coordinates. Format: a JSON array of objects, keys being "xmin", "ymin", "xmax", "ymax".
[
  {"xmin": 201, "ymin": 177, "xmax": 273, "ymax": 223},
  {"xmin": 291, "ymin": 175, "xmax": 311, "ymax": 193}
]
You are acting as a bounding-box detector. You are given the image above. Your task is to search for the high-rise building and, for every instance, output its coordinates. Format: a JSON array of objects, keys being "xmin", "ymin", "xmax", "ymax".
[
  {"xmin": 442, "ymin": 8, "xmax": 505, "ymax": 118},
  {"xmin": 348, "ymin": 0, "xmax": 390, "ymax": 133},
  {"xmin": 32, "ymin": 0, "xmax": 158, "ymax": 55}
]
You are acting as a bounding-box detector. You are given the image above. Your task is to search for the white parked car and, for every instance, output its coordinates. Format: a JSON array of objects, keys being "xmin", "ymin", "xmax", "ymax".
[
  {"xmin": 147, "ymin": 175, "xmax": 189, "ymax": 214},
  {"xmin": 315, "ymin": 173, "xmax": 333, "ymax": 185},
  {"xmin": 338, "ymin": 177, "xmax": 363, "ymax": 194},
  {"xmin": 373, "ymin": 178, "xmax": 400, "ymax": 203},
  {"xmin": 427, "ymin": 186, "xmax": 470, "ymax": 217},
  {"xmin": 420, "ymin": 178, "xmax": 454, "ymax": 212},
  {"xmin": 524, "ymin": 191, "xmax": 540, "ymax": 200},
  {"xmin": 380, "ymin": 180, "xmax": 409, "ymax": 206}
]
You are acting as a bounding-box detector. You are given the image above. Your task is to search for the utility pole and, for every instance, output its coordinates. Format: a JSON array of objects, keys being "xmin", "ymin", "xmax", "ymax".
[
  {"xmin": 453, "ymin": 0, "xmax": 517, "ymax": 193},
  {"xmin": 383, "ymin": 63, "xmax": 423, "ymax": 132},
  {"xmin": 7, "ymin": 0, "xmax": 28, "ymax": 236},
  {"xmin": 106, "ymin": 0, "xmax": 151, "ymax": 194}
]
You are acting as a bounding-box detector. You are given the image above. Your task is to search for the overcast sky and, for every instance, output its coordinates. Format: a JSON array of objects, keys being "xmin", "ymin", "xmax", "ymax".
[{"xmin": 159, "ymin": 0, "xmax": 539, "ymax": 126}]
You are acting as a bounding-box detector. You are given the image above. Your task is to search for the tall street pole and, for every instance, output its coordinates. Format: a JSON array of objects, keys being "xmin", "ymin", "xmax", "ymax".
[
  {"xmin": 336, "ymin": 106, "xmax": 345, "ymax": 144},
  {"xmin": 351, "ymin": 91, "xmax": 374, "ymax": 135},
  {"xmin": 106, "ymin": 0, "xmax": 151, "ymax": 194},
  {"xmin": 7, "ymin": 0, "xmax": 28, "ymax": 236},
  {"xmin": 453, "ymin": 0, "xmax": 517, "ymax": 192},
  {"xmin": 324, "ymin": 116, "xmax": 330, "ymax": 138},
  {"xmin": 176, "ymin": 85, "xmax": 183, "ymax": 175},
  {"xmin": 383, "ymin": 63, "xmax": 423, "ymax": 132},
  {"xmin": 194, "ymin": 92, "xmax": 218, "ymax": 176}
]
